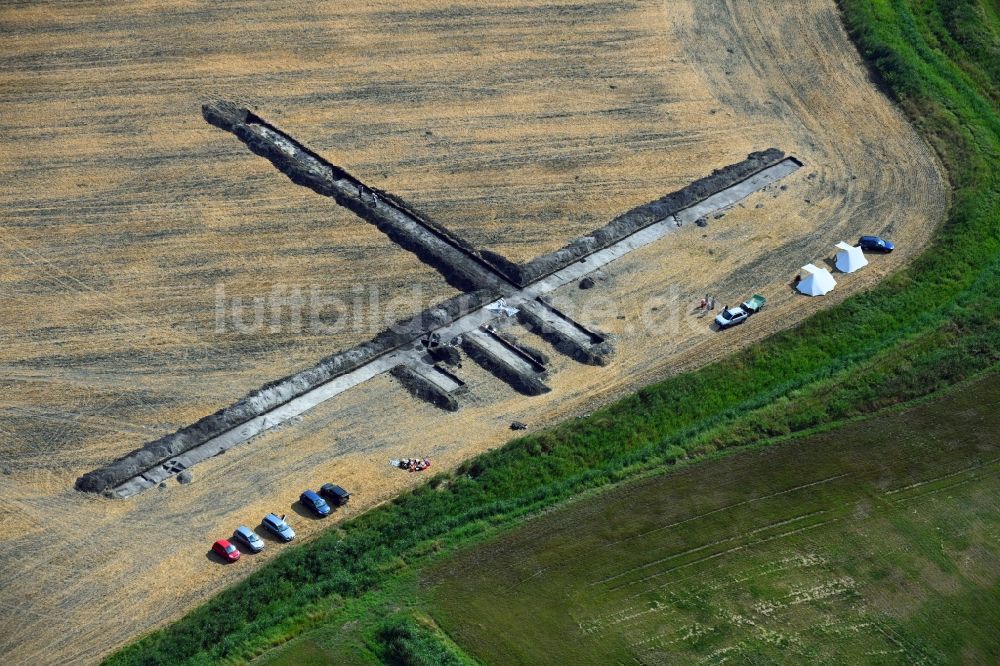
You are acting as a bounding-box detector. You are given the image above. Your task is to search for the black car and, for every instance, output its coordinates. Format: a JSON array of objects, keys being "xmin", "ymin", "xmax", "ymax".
[{"xmin": 320, "ymin": 483, "xmax": 351, "ymax": 506}]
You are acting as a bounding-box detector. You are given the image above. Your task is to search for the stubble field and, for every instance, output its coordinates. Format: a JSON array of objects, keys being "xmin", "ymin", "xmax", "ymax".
[{"xmin": 0, "ymin": 0, "xmax": 945, "ymax": 662}]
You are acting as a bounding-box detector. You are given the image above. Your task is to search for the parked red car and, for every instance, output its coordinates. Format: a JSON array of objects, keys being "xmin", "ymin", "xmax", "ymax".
[{"xmin": 212, "ymin": 538, "xmax": 241, "ymax": 562}]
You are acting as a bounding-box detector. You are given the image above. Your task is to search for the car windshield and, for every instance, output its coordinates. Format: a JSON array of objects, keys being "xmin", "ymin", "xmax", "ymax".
[
  {"xmin": 225, "ymin": 544, "xmax": 237, "ymax": 553},
  {"xmin": 721, "ymin": 310, "xmax": 734, "ymax": 320}
]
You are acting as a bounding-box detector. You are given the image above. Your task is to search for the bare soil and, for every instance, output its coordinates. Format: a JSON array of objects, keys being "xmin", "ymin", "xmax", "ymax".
[{"xmin": 0, "ymin": 0, "xmax": 945, "ymax": 663}]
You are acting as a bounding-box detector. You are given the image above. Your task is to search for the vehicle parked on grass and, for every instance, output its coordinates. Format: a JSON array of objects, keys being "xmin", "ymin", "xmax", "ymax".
[
  {"xmin": 858, "ymin": 235, "xmax": 895, "ymax": 253},
  {"xmin": 320, "ymin": 483, "xmax": 351, "ymax": 506},
  {"xmin": 715, "ymin": 294, "xmax": 766, "ymax": 330},
  {"xmin": 232, "ymin": 525, "xmax": 264, "ymax": 553},
  {"xmin": 212, "ymin": 539, "xmax": 240, "ymax": 562},
  {"xmin": 299, "ymin": 490, "xmax": 331, "ymax": 517},
  {"xmin": 262, "ymin": 513, "xmax": 295, "ymax": 541}
]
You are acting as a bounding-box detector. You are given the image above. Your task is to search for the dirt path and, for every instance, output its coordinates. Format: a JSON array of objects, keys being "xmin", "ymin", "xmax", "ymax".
[{"xmin": 0, "ymin": 0, "xmax": 945, "ymax": 663}]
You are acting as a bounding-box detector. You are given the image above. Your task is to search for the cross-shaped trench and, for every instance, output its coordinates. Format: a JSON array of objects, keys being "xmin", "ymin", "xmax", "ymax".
[{"xmin": 74, "ymin": 100, "xmax": 800, "ymax": 497}]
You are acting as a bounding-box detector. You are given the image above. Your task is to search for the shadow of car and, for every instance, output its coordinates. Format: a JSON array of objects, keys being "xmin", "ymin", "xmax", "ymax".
[
  {"xmin": 291, "ymin": 500, "xmax": 324, "ymax": 521},
  {"xmin": 205, "ymin": 548, "xmax": 230, "ymax": 565}
]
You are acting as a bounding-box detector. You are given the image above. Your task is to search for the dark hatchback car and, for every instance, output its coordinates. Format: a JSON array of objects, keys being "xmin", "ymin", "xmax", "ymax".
[
  {"xmin": 300, "ymin": 489, "xmax": 331, "ymax": 517},
  {"xmin": 320, "ymin": 483, "xmax": 351, "ymax": 506},
  {"xmin": 858, "ymin": 235, "xmax": 895, "ymax": 253}
]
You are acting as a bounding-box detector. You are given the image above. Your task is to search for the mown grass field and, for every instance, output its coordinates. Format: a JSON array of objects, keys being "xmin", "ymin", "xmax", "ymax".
[
  {"xmin": 102, "ymin": 0, "xmax": 999, "ymax": 663},
  {"xmin": 427, "ymin": 373, "xmax": 1000, "ymax": 664}
]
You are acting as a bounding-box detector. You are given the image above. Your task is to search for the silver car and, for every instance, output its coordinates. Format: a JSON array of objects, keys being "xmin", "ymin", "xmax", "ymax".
[
  {"xmin": 262, "ymin": 513, "xmax": 295, "ymax": 542},
  {"xmin": 715, "ymin": 305, "xmax": 749, "ymax": 329},
  {"xmin": 233, "ymin": 525, "xmax": 265, "ymax": 553}
]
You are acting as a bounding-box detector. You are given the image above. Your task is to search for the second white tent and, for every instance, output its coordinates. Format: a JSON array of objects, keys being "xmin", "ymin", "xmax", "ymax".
[{"xmin": 835, "ymin": 241, "xmax": 869, "ymax": 273}]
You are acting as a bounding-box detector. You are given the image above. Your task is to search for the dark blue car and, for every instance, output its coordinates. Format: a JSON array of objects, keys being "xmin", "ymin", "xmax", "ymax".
[
  {"xmin": 300, "ymin": 489, "xmax": 331, "ymax": 517},
  {"xmin": 858, "ymin": 235, "xmax": 894, "ymax": 253}
]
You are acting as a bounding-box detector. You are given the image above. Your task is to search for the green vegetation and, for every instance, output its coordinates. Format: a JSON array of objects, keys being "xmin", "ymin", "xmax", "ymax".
[
  {"xmin": 429, "ymin": 374, "xmax": 1000, "ymax": 663},
  {"xmin": 371, "ymin": 615, "xmax": 475, "ymax": 666},
  {"xmin": 106, "ymin": 0, "xmax": 999, "ymax": 663}
]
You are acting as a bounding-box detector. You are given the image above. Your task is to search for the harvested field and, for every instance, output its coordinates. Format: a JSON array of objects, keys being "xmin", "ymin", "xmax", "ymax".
[{"xmin": 0, "ymin": 0, "xmax": 945, "ymax": 663}]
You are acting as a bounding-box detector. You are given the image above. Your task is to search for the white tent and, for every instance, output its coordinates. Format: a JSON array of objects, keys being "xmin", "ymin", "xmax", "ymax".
[
  {"xmin": 834, "ymin": 241, "xmax": 869, "ymax": 273},
  {"xmin": 797, "ymin": 264, "xmax": 837, "ymax": 296}
]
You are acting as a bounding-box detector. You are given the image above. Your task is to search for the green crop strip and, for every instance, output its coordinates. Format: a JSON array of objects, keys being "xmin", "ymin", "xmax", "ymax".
[{"xmin": 106, "ymin": 0, "xmax": 999, "ymax": 663}]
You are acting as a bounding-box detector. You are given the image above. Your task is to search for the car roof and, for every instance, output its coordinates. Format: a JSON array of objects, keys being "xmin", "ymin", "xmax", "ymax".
[
  {"xmin": 215, "ymin": 538, "xmax": 231, "ymax": 547},
  {"xmin": 302, "ymin": 489, "xmax": 321, "ymax": 500},
  {"xmin": 264, "ymin": 513, "xmax": 280, "ymax": 522},
  {"xmin": 860, "ymin": 235, "xmax": 880, "ymax": 241},
  {"xmin": 235, "ymin": 525, "xmax": 252, "ymax": 536}
]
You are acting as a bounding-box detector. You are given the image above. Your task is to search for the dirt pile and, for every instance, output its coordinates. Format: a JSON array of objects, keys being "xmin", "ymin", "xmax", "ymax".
[
  {"xmin": 390, "ymin": 365, "xmax": 460, "ymax": 412},
  {"xmin": 508, "ymin": 149, "xmax": 791, "ymax": 286},
  {"xmin": 204, "ymin": 102, "xmax": 512, "ymax": 295},
  {"xmin": 517, "ymin": 300, "xmax": 612, "ymax": 366}
]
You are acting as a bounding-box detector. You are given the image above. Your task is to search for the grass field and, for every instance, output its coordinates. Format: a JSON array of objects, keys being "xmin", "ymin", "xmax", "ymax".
[{"xmin": 426, "ymin": 374, "xmax": 1000, "ymax": 664}]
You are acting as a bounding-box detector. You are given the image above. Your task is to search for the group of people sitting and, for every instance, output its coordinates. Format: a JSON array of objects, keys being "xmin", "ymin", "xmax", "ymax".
[{"xmin": 397, "ymin": 458, "xmax": 432, "ymax": 472}]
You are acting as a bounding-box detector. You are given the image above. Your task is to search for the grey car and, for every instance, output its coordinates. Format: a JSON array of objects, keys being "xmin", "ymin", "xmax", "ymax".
[
  {"xmin": 233, "ymin": 525, "xmax": 265, "ymax": 553},
  {"xmin": 262, "ymin": 513, "xmax": 295, "ymax": 542}
]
